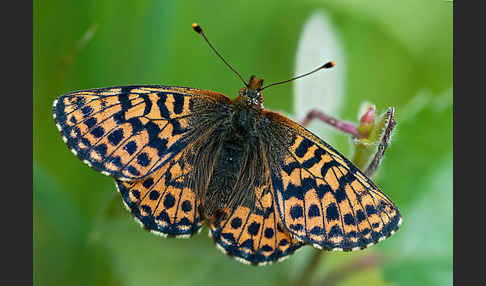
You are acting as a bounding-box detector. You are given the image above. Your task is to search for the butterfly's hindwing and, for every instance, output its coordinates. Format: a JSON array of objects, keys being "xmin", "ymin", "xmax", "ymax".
[
  {"xmin": 116, "ymin": 151, "xmax": 204, "ymax": 237},
  {"xmin": 262, "ymin": 110, "xmax": 401, "ymax": 251},
  {"xmin": 53, "ymin": 85, "xmax": 231, "ymax": 180},
  {"xmin": 209, "ymin": 184, "xmax": 303, "ymax": 265}
]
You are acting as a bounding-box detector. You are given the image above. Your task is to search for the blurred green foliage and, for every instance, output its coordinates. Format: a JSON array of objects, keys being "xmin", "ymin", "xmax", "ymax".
[{"xmin": 34, "ymin": 0, "xmax": 452, "ymax": 285}]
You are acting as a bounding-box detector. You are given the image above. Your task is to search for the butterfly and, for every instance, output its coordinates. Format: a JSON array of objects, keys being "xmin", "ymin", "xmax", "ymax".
[{"xmin": 52, "ymin": 23, "xmax": 401, "ymax": 266}]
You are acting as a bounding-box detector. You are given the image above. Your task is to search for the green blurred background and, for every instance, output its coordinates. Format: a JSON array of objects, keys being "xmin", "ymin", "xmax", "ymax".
[{"xmin": 34, "ymin": 1, "xmax": 452, "ymax": 285}]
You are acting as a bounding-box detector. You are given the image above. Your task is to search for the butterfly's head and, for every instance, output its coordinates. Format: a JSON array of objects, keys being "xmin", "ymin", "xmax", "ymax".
[{"xmin": 238, "ymin": 75, "xmax": 264, "ymax": 109}]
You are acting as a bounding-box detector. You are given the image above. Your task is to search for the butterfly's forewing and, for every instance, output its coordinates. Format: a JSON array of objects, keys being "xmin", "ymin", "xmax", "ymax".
[
  {"xmin": 262, "ymin": 111, "xmax": 402, "ymax": 251},
  {"xmin": 53, "ymin": 85, "xmax": 231, "ymax": 181},
  {"xmin": 209, "ymin": 183, "xmax": 303, "ymax": 265}
]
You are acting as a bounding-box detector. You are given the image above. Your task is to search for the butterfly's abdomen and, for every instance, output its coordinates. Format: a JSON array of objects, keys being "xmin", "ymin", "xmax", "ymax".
[{"xmin": 203, "ymin": 134, "xmax": 247, "ymax": 217}]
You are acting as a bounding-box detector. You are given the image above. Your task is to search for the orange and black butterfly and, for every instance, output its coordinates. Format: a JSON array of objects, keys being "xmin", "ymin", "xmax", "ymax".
[{"xmin": 53, "ymin": 23, "xmax": 401, "ymax": 265}]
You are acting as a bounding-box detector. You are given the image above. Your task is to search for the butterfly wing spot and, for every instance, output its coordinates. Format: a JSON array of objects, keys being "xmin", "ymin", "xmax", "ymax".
[
  {"xmin": 98, "ymin": 88, "xmax": 123, "ymax": 96},
  {"xmin": 116, "ymin": 151, "xmax": 203, "ymax": 238},
  {"xmin": 129, "ymin": 87, "xmax": 163, "ymax": 94},
  {"xmin": 209, "ymin": 185, "xmax": 302, "ymax": 265},
  {"xmin": 82, "ymin": 159, "xmax": 92, "ymax": 167}
]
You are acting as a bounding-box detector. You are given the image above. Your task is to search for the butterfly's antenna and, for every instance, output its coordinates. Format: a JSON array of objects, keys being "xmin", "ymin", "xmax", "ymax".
[
  {"xmin": 259, "ymin": 61, "xmax": 336, "ymax": 92},
  {"xmin": 192, "ymin": 23, "xmax": 248, "ymax": 87}
]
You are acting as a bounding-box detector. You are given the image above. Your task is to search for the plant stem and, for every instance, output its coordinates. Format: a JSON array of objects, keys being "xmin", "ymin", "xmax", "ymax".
[
  {"xmin": 317, "ymin": 254, "xmax": 382, "ymax": 286},
  {"xmin": 364, "ymin": 107, "xmax": 396, "ymax": 177},
  {"xmin": 300, "ymin": 109, "xmax": 359, "ymax": 137},
  {"xmin": 294, "ymin": 250, "xmax": 326, "ymax": 286}
]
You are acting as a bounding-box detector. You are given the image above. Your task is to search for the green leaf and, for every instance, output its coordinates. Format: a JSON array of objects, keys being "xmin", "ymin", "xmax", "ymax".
[
  {"xmin": 381, "ymin": 156, "xmax": 453, "ymax": 285},
  {"xmin": 34, "ymin": 163, "xmax": 120, "ymax": 286}
]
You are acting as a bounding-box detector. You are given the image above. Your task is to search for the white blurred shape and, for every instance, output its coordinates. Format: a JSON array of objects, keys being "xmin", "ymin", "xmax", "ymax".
[{"xmin": 294, "ymin": 11, "xmax": 346, "ymax": 141}]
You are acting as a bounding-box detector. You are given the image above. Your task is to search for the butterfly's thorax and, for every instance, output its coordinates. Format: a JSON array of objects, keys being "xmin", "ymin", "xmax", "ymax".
[{"xmin": 231, "ymin": 100, "xmax": 261, "ymax": 132}]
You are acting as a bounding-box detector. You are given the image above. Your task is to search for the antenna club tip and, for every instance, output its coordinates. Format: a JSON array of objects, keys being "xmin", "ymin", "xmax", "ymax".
[
  {"xmin": 323, "ymin": 61, "xmax": 336, "ymax": 69},
  {"xmin": 192, "ymin": 23, "xmax": 202, "ymax": 33}
]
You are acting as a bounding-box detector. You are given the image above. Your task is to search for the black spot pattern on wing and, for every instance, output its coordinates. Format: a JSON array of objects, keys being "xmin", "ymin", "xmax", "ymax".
[
  {"xmin": 209, "ymin": 185, "xmax": 302, "ymax": 265},
  {"xmin": 53, "ymin": 85, "xmax": 230, "ymax": 180},
  {"xmin": 262, "ymin": 111, "xmax": 401, "ymax": 251},
  {"xmin": 116, "ymin": 152, "xmax": 203, "ymax": 237}
]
